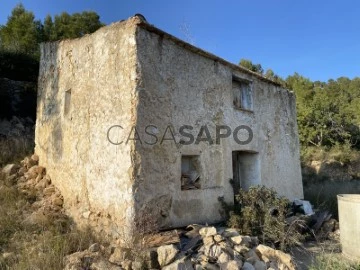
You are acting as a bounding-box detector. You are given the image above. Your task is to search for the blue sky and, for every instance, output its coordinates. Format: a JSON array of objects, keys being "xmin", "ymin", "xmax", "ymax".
[{"xmin": 1, "ymin": 1, "xmax": 359, "ymax": 82}]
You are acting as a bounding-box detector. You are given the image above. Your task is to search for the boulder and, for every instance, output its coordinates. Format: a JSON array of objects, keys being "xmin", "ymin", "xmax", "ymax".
[
  {"xmin": 242, "ymin": 262, "xmax": 255, "ymax": 270},
  {"xmin": 108, "ymin": 247, "xmax": 132, "ymax": 265},
  {"xmin": 121, "ymin": 259, "xmax": 132, "ymax": 270},
  {"xmin": 214, "ymin": 234, "xmax": 225, "ymax": 243},
  {"xmin": 222, "ymin": 228, "xmax": 240, "ymax": 238},
  {"xmin": 255, "ymin": 244, "xmax": 295, "ymax": 270},
  {"xmin": 234, "ymin": 245, "xmax": 249, "ymax": 254},
  {"xmin": 245, "ymin": 249, "xmax": 261, "ymax": 264},
  {"xmin": 31, "ymin": 154, "xmax": 39, "ymax": 162},
  {"xmin": 2, "ymin": 164, "xmax": 19, "ymax": 178},
  {"xmin": 157, "ymin": 244, "xmax": 179, "ymax": 266},
  {"xmin": 199, "ymin": 226, "xmax": 217, "ymax": 237},
  {"xmin": 254, "ymin": 260, "xmax": 267, "ymax": 270},
  {"xmin": 230, "ymin": 235, "xmax": 251, "ymax": 247},
  {"xmin": 203, "ymin": 244, "xmax": 222, "ymax": 260},
  {"xmin": 162, "ymin": 257, "xmax": 194, "ymax": 270},
  {"xmin": 141, "ymin": 248, "xmax": 159, "ymax": 269},
  {"xmin": 22, "ymin": 156, "xmax": 37, "ymax": 169},
  {"xmin": 203, "ymin": 236, "xmax": 215, "ymax": 246},
  {"xmin": 219, "ymin": 260, "xmax": 242, "ymax": 270},
  {"xmin": 17, "ymin": 166, "xmax": 27, "ymax": 176},
  {"xmin": 217, "ymin": 251, "xmax": 231, "ymax": 264}
]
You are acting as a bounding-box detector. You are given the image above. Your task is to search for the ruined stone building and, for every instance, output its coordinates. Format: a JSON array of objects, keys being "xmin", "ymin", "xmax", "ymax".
[{"xmin": 35, "ymin": 15, "xmax": 303, "ymax": 237}]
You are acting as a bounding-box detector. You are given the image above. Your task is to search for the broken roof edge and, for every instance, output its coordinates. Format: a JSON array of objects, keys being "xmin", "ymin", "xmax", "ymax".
[{"xmin": 133, "ymin": 18, "xmax": 283, "ymax": 88}]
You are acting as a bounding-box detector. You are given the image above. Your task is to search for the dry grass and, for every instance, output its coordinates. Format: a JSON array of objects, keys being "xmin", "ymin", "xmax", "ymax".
[
  {"xmin": 301, "ymin": 145, "xmax": 360, "ymax": 166},
  {"xmin": 8, "ymin": 228, "xmax": 96, "ymax": 270},
  {"xmin": 0, "ymin": 136, "xmax": 103, "ymax": 269},
  {"xmin": 309, "ymin": 253, "xmax": 360, "ymax": 270},
  {"xmin": 0, "ymin": 136, "xmax": 34, "ymax": 167},
  {"xmin": 0, "ymin": 172, "xmax": 98, "ymax": 269}
]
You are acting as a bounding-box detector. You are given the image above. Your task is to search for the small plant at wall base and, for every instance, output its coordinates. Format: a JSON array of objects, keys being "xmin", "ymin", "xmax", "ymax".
[{"xmin": 220, "ymin": 185, "xmax": 305, "ymax": 251}]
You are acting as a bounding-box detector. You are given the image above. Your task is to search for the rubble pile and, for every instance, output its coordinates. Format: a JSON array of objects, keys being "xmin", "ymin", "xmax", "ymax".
[
  {"xmin": 1, "ymin": 154, "xmax": 67, "ymax": 228},
  {"xmin": 64, "ymin": 225, "xmax": 296, "ymax": 270}
]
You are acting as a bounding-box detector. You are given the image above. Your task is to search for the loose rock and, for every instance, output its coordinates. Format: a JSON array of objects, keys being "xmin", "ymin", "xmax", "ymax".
[
  {"xmin": 2, "ymin": 164, "xmax": 19, "ymax": 178},
  {"xmin": 242, "ymin": 261, "xmax": 255, "ymax": 270},
  {"xmin": 199, "ymin": 226, "xmax": 217, "ymax": 237},
  {"xmin": 157, "ymin": 244, "xmax": 179, "ymax": 267}
]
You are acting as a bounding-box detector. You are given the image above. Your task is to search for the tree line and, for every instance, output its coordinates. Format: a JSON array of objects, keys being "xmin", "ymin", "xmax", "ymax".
[
  {"xmin": 0, "ymin": 4, "xmax": 103, "ymax": 59},
  {"xmin": 239, "ymin": 59, "xmax": 360, "ymax": 153}
]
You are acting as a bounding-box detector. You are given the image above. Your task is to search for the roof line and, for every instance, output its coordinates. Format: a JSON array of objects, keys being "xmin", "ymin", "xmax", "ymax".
[{"xmin": 136, "ymin": 21, "xmax": 282, "ymax": 87}]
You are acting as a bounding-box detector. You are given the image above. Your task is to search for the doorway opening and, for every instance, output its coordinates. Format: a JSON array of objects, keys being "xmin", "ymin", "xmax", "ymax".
[{"xmin": 232, "ymin": 151, "xmax": 260, "ymax": 195}]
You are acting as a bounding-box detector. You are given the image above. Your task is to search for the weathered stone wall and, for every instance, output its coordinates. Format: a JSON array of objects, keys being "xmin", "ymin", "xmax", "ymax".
[
  {"xmin": 35, "ymin": 18, "xmax": 140, "ymax": 237},
  {"xmin": 134, "ymin": 26, "xmax": 303, "ymax": 228}
]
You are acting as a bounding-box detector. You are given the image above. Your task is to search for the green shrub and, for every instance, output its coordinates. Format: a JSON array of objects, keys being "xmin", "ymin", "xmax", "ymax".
[
  {"xmin": 301, "ymin": 146, "xmax": 327, "ymax": 165},
  {"xmin": 328, "ymin": 141, "xmax": 359, "ymax": 164},
  {"xmin": 221, "ymin": 185, "xmax": 305, "ymax": 251},
  {"xmin": 301, "ymin": 143, "xmax": 359, "ymax": 166}
]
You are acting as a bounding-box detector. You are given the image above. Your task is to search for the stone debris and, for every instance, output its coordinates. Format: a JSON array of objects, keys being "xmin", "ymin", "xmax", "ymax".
[
  {"xmin": 199, "ymin": 226, "xmax": 217, "ymax": 237},
  {"xmin": 1, "ymin": 154, "xmax": 67, "ymax": 229},
  {"xmin": 1, "ymin": 163, "xmax": 20, "ymax": 178},
  {"xmin": 62, "ymin": 226, "xmax": 295, "ymax": 270},
  {"xmin": 157, "ymin": 244, "xmax": 179, "ymax": 267},
  {"xmin": 59, "ymin": 224, "xmax": 298, "ymax": 270}
]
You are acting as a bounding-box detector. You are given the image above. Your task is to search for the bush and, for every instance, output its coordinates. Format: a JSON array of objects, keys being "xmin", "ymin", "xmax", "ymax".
[
  {"xmin": 301, "ymin": 146, "xmax": 327, "ymax": 165},
  {"xmin": 221, "ymin": 185, "xmax": 305, "ymax": 251},
  {"xmin": 301, "ymin": 143, "xmax": 359, "ymax": 166},
  {"xmin": 328, "ymin": 141, "xmax": 359, "ymax": 164}
]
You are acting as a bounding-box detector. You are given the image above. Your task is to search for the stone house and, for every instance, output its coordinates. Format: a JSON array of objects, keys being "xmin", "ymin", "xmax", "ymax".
[{"xmin": 35, "ymin": 15, "xmax": 303, "ymax": 237}]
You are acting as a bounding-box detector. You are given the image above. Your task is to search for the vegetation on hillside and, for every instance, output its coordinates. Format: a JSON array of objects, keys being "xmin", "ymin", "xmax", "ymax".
[
  {"xmin": 239, "ymin": 59, "xmax": 360, "ymax": 164},
  {"xmin": 0, "ymin": 4, "xmax": 103, "ymax": 58}
]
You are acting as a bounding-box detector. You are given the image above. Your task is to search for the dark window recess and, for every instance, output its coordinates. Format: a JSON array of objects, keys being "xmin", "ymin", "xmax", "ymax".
[
  {"xmin": 233, "ymin": 79, "xmax": 253, "ymax": 111},
  {"xmin": 181, "ymin": 156, "xmax": 201, "ymax": 190},
  {"xmin": 64, "ymin": 89, "xmax": 71, "ymax": 116}
]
